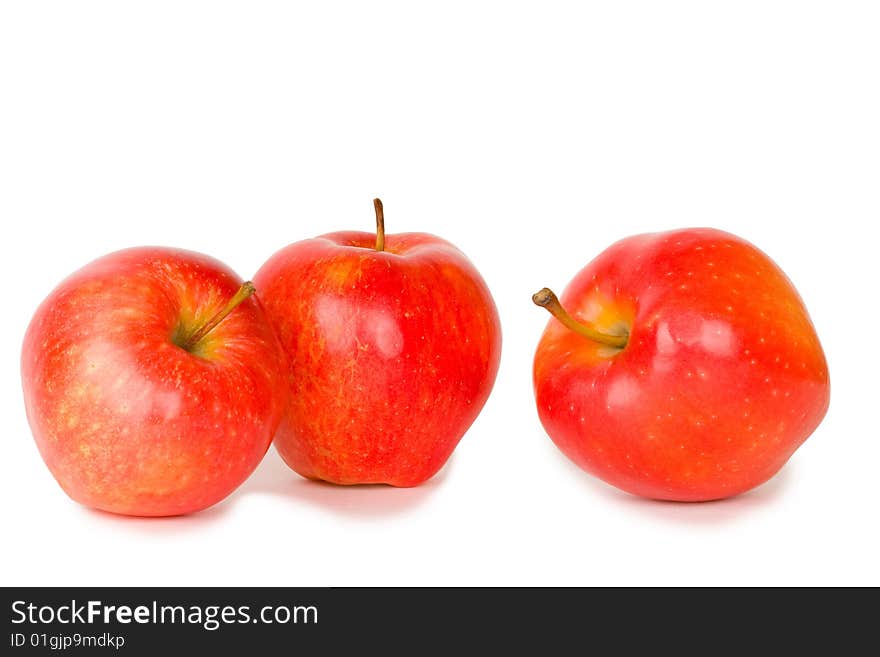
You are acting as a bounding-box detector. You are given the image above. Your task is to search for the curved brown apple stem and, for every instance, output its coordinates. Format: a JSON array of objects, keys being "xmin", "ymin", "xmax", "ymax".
[
  {"xmin": 374, "ymin": 198, "xmax": 385, "ymax": 252},
  {"xmin": 181, "ymin": 282, "xmax": 256, "ymax": 351},
  {"xmin": 532, "ymin": 288, "xmax": 628, "ymax": 349}
]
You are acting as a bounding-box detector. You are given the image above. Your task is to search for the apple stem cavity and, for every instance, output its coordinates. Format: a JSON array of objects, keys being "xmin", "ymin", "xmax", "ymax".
[
  {"xmin": 532, "ymin": 288, "xmax": 628, "ymax": 349},
  {"xmin": 180, "ymin": 281, "xmax": 256, "ymax": 351},
  {"xmin": 374, "ymin": 198, "xmax": 385, "ymax": 252}
]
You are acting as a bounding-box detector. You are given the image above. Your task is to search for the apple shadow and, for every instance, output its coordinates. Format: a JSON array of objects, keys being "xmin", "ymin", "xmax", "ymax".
[
  {"xmin": 555, "ymin": 448, "xmax": 795, "ymax": 526},
  {"xmin": 236, "ymin": 447, "xmax": 446, "ymax": 518},
  {"xmin": 78, "ymin": 492, "xmax": 238, "ymax": 533},
  {"xmin": 74, "ymin": 447, "xmax": 445, "ymax": 529}
]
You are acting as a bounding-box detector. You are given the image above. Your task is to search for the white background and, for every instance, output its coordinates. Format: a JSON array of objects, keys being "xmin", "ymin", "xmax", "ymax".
[{"xmin": 1, "ymin": 1, "xmax": 877, "ymax": 586}]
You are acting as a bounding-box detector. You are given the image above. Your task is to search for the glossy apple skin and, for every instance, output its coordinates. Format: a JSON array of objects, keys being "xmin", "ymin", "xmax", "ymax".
[
  {"xmin": 254, "ymin": 231, "xmax": 501, "ymax": 486},
  {"xmin": 21, "ymin": 247, "xmax": 287, "ymax": 516},
  {"xmin": 534, "ymin": 229, "xmax": 830, "ymax": 501}
]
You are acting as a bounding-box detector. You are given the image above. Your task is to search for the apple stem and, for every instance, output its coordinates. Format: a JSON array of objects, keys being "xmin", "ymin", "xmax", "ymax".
[
  {"xmin": 532, "ymin": 288, "xmax": 628, "ymax": 349},
  {"xmin": 374, "ymin": 198, "xmax": 385, "ymax": 252},
  {"xmin": 181, "ymin": 281, "xmax": 256, "ymax": 351}
]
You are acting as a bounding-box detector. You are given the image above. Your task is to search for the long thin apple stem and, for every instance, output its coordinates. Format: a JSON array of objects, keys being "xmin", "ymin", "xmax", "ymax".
[
  {"xmin": 181, "ymin": 282, "xmax": 256, "ymax": 350},
  {"xmin": 532, "ymin": 288, "xmax": 628, "ymax": 349},
  {"xmin": 374, "ymin": 198, "xmax": 385, "ymax": 252}
]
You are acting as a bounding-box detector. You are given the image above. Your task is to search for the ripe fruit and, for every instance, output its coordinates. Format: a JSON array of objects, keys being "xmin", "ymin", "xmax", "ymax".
[
  {"xmin": 21, "ymin": 247, "xmax": 287, "ymax": 516},
  {"xmin": 532, "ymin": 228, "xmax": 830, "ymax": 501},
  {"xmin": 254, "ymin": 199, "xmax": 502, "ymax": 486}
]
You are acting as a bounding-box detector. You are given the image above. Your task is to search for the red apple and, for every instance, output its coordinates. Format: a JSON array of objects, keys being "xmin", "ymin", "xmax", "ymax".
[
  {"xmin": 21, "ymin": 247, "xmax": 287, "ymax": 516},
  {"xmin": 253, "ymin": 199, "xmax": 502, "ymax": 486},
  {"xmin": 532, "ymin": 228, "xmax": 830, "ymax": 501}
]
